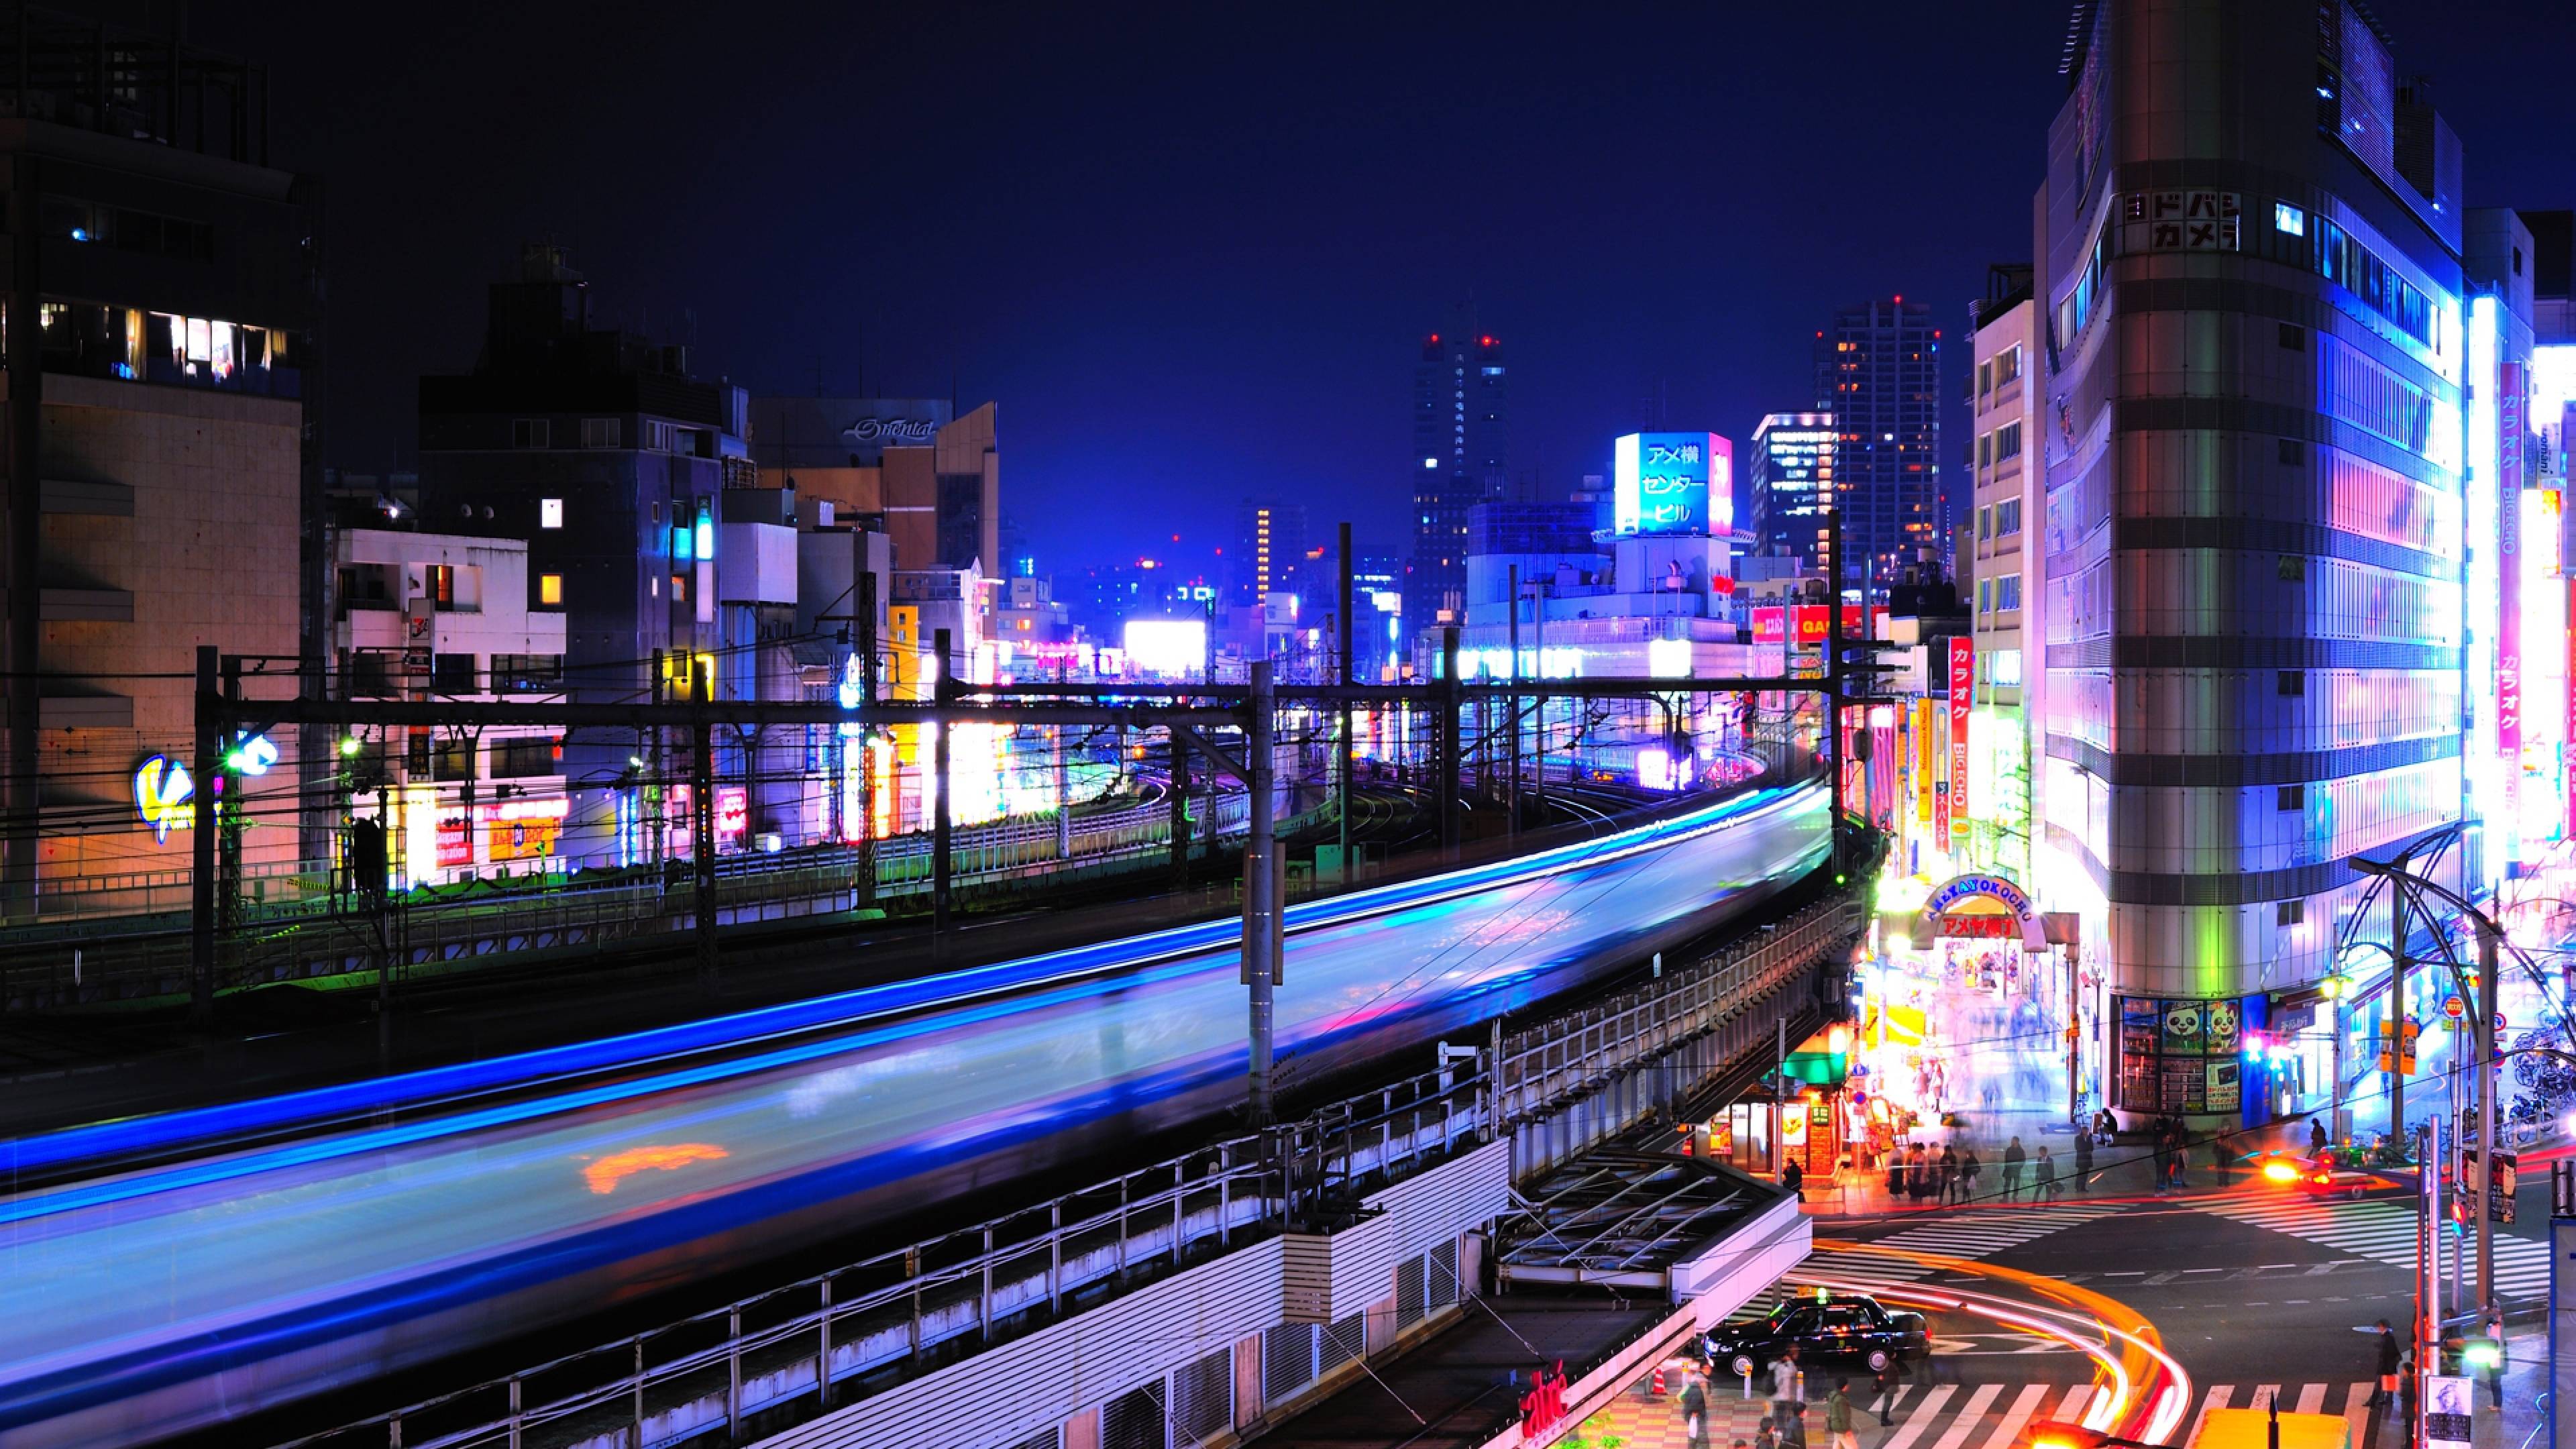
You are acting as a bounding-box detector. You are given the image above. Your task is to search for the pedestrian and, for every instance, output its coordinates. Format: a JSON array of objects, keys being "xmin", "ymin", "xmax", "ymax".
[
  {"xmin": 1938, "ymin": 1144, "xmax": 1958, "ymax": 1203},
  {"xmin": 2036, "ymin": 1146, "xmax": 2058, "ymax": 1200},
  {"xmin": 1959, "ymin": 1148, "xmax": 1982, "ymax": 1203},
  {"xmin": 2398, "ymin": 1348, "xmax": 2416, "ymax": 1435},
  {"xmin": 1909, "ymin": 1143, "xmax": 1931, "ymax": 1202},
  {"xmin": 2310, "ymin": 1118, "xmax": 2330, "ymax": 1156},
  {"xmin": 2002, "ymin": 1136, "xmax": 2027, "ymax": 1201},
  {"xmin": 2072, "ymin": 1131, "xmax": 2094, "ymax": 1192},
  {"xmin": 1827, "ymin": 1379, "xmax": 1859, "ymax": 1449},
  {"xmin": 1782, "ymin": 1401, "xmax": 1810, "ymax": 1449},
  {"xmin": 1784, "ymin": 1159, "xmax": 1805, "ymax": 1199},
  {"xmin": 1756, "ymin": 1417, "xmax": 1778, "ymax": 1449},
  {"xmin": 1870, "ymin": 1356, "xmax": 1903, "ymax": 1425},
  {"xmin": 1682, "ymin": 1370, "xmax": 1711, "ymax": 1449},
  {"xmin": 2481, "ymin": 1312, "xmax": 2506, "ymax": 1408},
  {"xmin": 2149, "ymin": 1126, "xmax": 2171, "ymax": 1194},
  {"xmin": 2209, "ymin": 1130, "xmax": 2229, "ymax": 1184},
  {"xmin": 1770, "ymin": 1344, "xmax": 1803, "ymax": 1423},
  {"xmin": 2369, "ymin": 1318, "xmax": 2400, "ymax": 1411}
]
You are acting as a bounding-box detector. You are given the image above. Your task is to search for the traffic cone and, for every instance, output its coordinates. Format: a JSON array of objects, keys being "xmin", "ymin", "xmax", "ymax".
[{"xmin": 1652, "ymin": 1365, "xmax": 1666, "ymax": 1397}]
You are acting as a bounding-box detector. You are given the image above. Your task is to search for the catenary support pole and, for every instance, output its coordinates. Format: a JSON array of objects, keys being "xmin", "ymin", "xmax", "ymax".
[
  {"xmin": 857, "ymin": 569, "xmax": 878, "ymax": 909},
  {"xmin": 932, "ymin": 627, "xmax": 954, "ymax": 951},
  {"xmin": 189, "ymin": 645, "xmax": 217, "ymax": 1021},
  {"xmin": 1439, "ymin": 625, "xmax": 1461, "ymax": 855},
  {"xmin": 1170, "ymin": 729, "xmax": 1191, "ymax": 890},
  {"xmin": 1506, "ymin": 564, "xmax": 1522, "ymax": 840},
  {"xmin": 1338, "ymin": 520, "xmax": 1354, "ymax": 887},
  {"xmin": 1247, "ymin": 661, "xmax": 1277, "ymax": 1126}
]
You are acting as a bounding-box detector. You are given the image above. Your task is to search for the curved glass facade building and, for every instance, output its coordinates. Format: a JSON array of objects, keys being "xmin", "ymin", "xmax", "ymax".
[{"xmin": 2036, "ymin": 0, "xmax": 2469, "ymax": 1119}]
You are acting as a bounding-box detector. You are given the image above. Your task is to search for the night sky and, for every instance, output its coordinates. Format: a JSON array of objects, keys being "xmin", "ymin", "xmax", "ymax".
[{"xmin": 207, "ymin": 1, "xmax": 2563, "ymax": 577}]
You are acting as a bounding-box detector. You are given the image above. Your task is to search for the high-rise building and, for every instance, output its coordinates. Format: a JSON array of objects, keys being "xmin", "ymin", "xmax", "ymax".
[
  {"xmin": 1231, "ymin": 498, "xmax": 1308, "ymax": 608},
  {"xmin": 1748, "ymin": 412, "xmax": 1837, "ymax": 570},
  {"xmin": 1405, "ymin": 305, "xmax": 1506, "ymax": 656},
  {"xmin": 1962, "ymin": 265, "xmax": 2040, "ymax": 888},
  {"xmin": 2035, "ymin": 1, "xmax": 2467, "ymax": 1124},
  {"xmin": 0, "ymin": 11, "xmax": 323, "ymax": 912},
  {"xmin": 1813, "ymin": 299, "xmax": 1941, "ymax": 590}
]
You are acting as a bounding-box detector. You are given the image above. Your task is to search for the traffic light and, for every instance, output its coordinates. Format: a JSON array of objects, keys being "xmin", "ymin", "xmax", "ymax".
[{"xmin": 337, "ymin": 734, "xmax": 363, "ymax": 758}]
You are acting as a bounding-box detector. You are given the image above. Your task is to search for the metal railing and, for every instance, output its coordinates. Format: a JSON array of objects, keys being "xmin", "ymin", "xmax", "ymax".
[
  {"xmin": 0, "ymin": 794, "xmax": 1273, "ymax": 1008},
  {"xmin": 280, "ymin": 881, "xmax": 1864, "ymax": 1449},
  {"xmin": 1495, "ymin": 895, "xmax": 1862, "ymax": 1128}
]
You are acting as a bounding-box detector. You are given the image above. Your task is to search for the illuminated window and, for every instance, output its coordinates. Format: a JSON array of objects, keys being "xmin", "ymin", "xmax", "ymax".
[
  {"xmin": 2274, "ymin": 201, "xmax": 2305, "ymax": 237},
  {"xmin": 539, "ymin": 498, "xmax": 564, "ymax": 529},
  {"xmin": 672, "ymin": 572, "xmax": 689, "ymax": 602},
  {"xmin": 538, "ymin": 573, "xmax": 563, "ymax": 606}
]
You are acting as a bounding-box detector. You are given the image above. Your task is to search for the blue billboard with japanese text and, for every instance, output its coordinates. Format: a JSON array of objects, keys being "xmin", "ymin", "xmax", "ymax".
[{"xmin": 1613, "ymin": 431, "xmax": 1731, "ymax": 537}]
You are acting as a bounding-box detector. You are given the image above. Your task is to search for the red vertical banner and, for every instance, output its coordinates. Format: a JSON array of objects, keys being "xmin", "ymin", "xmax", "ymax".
[
  {"xmin": 1946, "ymin": 635, "xmax": 1973, "ymax": 851},
  {"xmin": 2499, "ymin": 360, "xmax": 2526, "ymax": 865}
]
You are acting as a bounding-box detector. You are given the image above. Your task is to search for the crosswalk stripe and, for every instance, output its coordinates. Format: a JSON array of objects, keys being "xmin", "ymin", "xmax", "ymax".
[
  {"xmin": 1928, "ymin": 1384, "xmax": 2007, "ymax": 1449},
  {"xmin": 2055, "ymin": 1385, "xmax": 2094, "ymax": 1423},
  {"xmin": 2200, "ymin": 1198, "xmax": 2558, "ymax": 1298},
  {"xmin": 2295, "ymin": 1383, "xmax": 2327, "ymax": 1415},
  {"xmin": 1980, "ymin": 1383, "xmax": 2054, "ymax": 1449},
  {"xmin": 1883, "ymin": 1385, "xmax": 1957, "ymax": 1449},
  {"xmin": 2186, "ymin": 1384, "xmax": 2234, "ymax": 1448},
  {"xmin": 2341, "ymin": 1381, "xmax": 2373, "ymax": 1448}
]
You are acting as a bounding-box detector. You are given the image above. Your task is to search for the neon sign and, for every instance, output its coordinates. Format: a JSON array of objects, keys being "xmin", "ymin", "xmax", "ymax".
[
  {"xmin": 133, "ymin": 755, "xmax": 195, "ymax": 843},
  {"xmin": 1613, "ymin": 431, "xmax": 1731, "ymax": 537},
  {"xmin": 227, "ymin": 731, "xmax": 278, "ymax": 777}
]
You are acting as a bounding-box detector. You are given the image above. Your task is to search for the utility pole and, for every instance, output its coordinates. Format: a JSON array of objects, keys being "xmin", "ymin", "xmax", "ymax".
[
  {"xmin": 1246, "ymin": 660, "xmax": 1279, "ymax": 1126},
  {"xmin": 1337, "ymin": 521, "xmax": 1354, "ymax": 887},
  {"xmin": 692, "ymin": 690, "xmax": 716, "ymax": 991},
  {"xmin": 932, "ymin": 627, "xmax": 954, "ymax": 952},
  {"xmin": 1825, "ymin": 510, "xmax": 1845, "ymax": 878},
  {"xmin": 2477, "ymin": 920, "xmax": 2499, "ymax": 1318}
]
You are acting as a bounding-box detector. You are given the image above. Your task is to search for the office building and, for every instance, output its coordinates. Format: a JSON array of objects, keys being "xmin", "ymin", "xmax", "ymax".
[
  {"xmin": 1961, "ymin": 266, "xmax": 2041, "ymax": 888},
  {"xmin": 0, "ymin": 11, "xmax": 322, "ymax": 912},
  {"xmin": 330, "ymin": 529, "xmax": 569, "ymax": 884},
  {"xmin": 1748, "ymin": 412, "xmax": 1837, "ymax": 570},
  {"xmin": 1404, "ymin": 305, "xmax": 1507, "ymax": 655},
  {"xmin": 1813, "ymin": 299, "xmax": 1940, "ymax": 590},
  {"xmin": 746, "ymin": 396, "xmax": 1000, "ymax": 576},
  {"xmin": 2035, "ymin": 0, "xmax": 2467, "ymax": 1124},
  {"xmin": 417, "ymin": 246, "xmax": 747, "ymax": 855},
  {"xmin": 1231, "ymin": 498, "xmax": 1308, "ymax": 609}
]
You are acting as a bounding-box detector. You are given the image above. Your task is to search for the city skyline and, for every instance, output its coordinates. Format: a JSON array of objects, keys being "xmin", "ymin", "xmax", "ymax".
[{"xmin": 192, "ymin": 1, "xmax": 2571, "ymax": 576}]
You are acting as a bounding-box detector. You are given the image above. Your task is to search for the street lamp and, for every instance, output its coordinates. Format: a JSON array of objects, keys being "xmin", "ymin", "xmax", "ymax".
[{"xmin": 2347, "ymin": 857, "xmax": 2504, "ymax": 1329}]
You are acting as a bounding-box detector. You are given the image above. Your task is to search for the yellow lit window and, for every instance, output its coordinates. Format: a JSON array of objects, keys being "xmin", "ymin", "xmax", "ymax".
[{"xmin": 539, "ymin": 573, "xmax": 563, "ymax": 606}]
